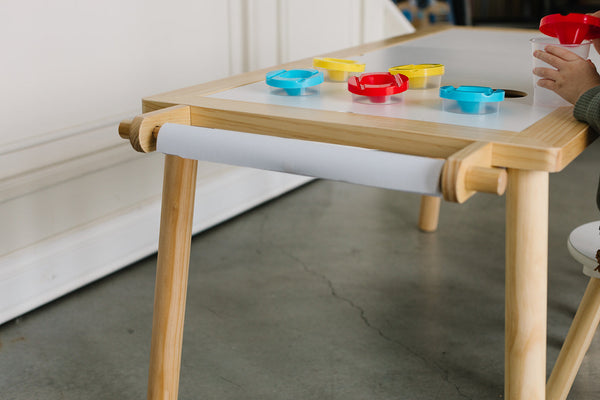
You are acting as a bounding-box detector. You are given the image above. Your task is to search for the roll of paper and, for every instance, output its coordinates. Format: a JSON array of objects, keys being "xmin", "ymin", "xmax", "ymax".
[{"xmin": 156, "ymin": 123, "xmax": 444, "ymax": 196}]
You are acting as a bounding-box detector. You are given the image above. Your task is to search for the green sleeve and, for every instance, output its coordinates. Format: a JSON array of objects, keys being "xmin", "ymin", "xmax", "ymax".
[{"xmin": 574, "ymin": 86, "xmax": 600, "ymax": 132}]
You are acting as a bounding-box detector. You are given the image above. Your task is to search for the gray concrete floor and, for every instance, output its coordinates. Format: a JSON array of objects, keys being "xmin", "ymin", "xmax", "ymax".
[{"xmin": 2, "ymin": 141, "xmax": 600, "ymax": 400}]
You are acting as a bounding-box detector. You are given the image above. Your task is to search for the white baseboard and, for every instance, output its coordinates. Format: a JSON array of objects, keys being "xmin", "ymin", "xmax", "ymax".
[{"xmin": 0, "ymin": 159, "xmax": 311, "ymax": 325}]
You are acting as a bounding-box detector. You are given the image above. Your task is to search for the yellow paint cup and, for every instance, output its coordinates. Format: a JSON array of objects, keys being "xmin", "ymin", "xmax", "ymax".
[
  {"xmin": 389, "ymin": 64, "xmax": 444, "ymax": 89},
  {"xmin": 313, "ymin": 57, "xmax": 365, "ymax": 82}
]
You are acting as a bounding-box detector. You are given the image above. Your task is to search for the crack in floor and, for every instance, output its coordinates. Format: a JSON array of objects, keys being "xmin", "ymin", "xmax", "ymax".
[
  {"xmin": 282, "ymin": 250, "xmax": 473, "ymax": 400},
  {"xmin": 219, "ymin": 375, "xmax": 244, "ymax": 389}
]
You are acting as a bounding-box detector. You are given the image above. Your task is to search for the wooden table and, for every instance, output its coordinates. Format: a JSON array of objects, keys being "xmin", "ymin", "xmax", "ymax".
[{"xmin": 119, "ymin": 26, "xmax": 597, "ymax": 400}]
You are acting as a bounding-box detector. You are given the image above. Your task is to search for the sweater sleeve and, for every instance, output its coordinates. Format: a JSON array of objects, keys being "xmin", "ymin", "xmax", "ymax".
[
  {"xmin": 574, "ymin": 86, "xmax": 600, "ymax": 133},
  {"xmin": 574, "ymin": 86, "xmax": 600, "ymax": 212}
]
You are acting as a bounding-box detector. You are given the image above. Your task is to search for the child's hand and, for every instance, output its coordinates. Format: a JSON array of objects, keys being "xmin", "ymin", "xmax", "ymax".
[{"xmin": 533, "ymin": 45, "xmax": 600, "ymax": 104}]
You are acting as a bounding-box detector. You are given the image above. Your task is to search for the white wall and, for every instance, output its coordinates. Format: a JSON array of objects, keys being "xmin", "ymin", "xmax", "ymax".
[{"xmin": 0, "ymin": 0, "xmax": 413, "ymax": 324}]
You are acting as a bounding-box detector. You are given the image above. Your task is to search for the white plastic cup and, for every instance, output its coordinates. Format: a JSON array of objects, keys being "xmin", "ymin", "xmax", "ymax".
[{"xmin": 531, "ymin": 37, "xmax": 591, "ymax": 107}]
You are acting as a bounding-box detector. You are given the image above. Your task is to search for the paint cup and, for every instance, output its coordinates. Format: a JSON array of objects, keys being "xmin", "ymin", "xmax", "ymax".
[
  {"xmin": 531, "ymin": 37, "xmax": 591, "ymax": 107},
  {"xmin": 389, "ymin": 64, "xmax": 445, "ymax": 89},
  {"xmin": 313, "ymin": 58, "xmax": 365, "ymax": 82},
  {"xmin": 348, "ymin": 72, "xmax": 409, "ymax": 104},
  {"xmin": 439, "ymin": 86, "xmax": 505, "ymax": 114},
  {"xmin": 266, "ymin": 68, "xmax": 324, "ymax": 96}
]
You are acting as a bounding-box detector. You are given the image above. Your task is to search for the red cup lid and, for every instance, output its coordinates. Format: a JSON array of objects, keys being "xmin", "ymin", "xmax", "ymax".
[
  {"xmin": 347, "ymin": 72, "xmax": 408, "ymax": 97},
  {"xmin": 540, "ymin": 13, "xmax": 600, "ymax": 44}
]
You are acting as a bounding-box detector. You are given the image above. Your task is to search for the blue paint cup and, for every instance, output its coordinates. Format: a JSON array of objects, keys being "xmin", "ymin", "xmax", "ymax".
[{"xmin": 439, "ymin": 86, "xmax": 505, "ymax": 114}]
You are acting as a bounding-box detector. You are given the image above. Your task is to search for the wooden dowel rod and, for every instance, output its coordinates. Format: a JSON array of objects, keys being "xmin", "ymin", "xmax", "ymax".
[
  {"xmin": 119, "ymin": 105, "xmax": 190, "ymax": 152},
  {"xmin": 119, "ymin": 120, "xmax": 160, "ymax": 140},
  {"xmin": 466, "ymin": 166, "xmax": 507, "ymax": 195},
  {"xmin": 441, "ymin": 142, "xmax": 507, "ymax": 202},
  {"xmin": 547, "ymin": 277, "xmax": 600, "ymax": 400},
  {"xmin": 118, "ymin": 120, "xmax": 133, "ymax": 139}
]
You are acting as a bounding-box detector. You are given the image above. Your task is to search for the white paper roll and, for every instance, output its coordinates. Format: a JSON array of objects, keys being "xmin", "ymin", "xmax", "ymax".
[{"xmin": 156, "ymin": 123, "xmax": 444, "ymax": 196}]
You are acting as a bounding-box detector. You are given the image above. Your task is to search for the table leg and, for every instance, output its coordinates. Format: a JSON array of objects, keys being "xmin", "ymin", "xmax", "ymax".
[
  {"xmin": 418, "ymin": 195, "xmax": 441, "ymax": 232},
  {"xmin": 148, "ymin": 155, "xmax": 198, "ymax": 400},
  {"xmin": 505, "ymin": 168, "xmax": 548, "ymax": 400},
  {"xmin": 547, "ymin": 277, "xmax": 600, "ymax": 400}
]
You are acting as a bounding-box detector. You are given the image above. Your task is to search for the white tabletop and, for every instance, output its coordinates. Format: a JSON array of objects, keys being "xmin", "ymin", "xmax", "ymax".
[{"xmin": 209, "ymin": 28, "xmax": 599, "ymax": 133}]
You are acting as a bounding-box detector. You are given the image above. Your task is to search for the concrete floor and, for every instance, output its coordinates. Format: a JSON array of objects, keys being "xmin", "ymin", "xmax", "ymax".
[{"xmin": 2, "ymin": 141, "xmax": 600, "ymax": 400}]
